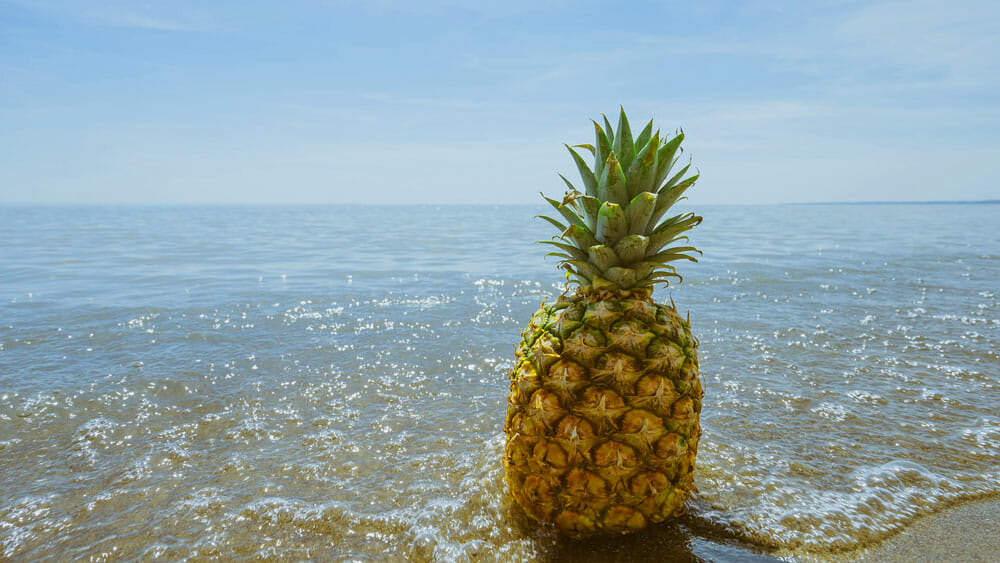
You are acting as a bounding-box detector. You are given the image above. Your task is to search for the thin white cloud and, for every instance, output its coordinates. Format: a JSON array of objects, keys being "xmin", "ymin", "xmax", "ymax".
[
  {"xmin": 833, "ymin": 0, "xmax": 1000, "ymax": 91},
  {"xmin": 496, "ymin": 1, "xmax": 1000, "ymax": 96},
  {"xmin": 357, "ymin": 92, "xmax": 492, "ymax": 110},
  {"xmin": 320, "ymin": 0, "xmax": 575, "ymax": 19},
  {"xmin": 6, "ymin": 0, "xmax": 221, "ymax": 32}
]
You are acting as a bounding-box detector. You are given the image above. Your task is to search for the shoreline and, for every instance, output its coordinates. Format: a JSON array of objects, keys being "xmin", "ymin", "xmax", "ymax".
[{"xmin": 680, "ymin": 497, "xmax": 1000, "ymax": 562}]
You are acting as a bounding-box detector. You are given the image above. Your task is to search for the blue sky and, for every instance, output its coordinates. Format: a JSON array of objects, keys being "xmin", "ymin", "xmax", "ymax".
[{"xmin": 1, "ymin": 0, "xmax": 998, "ymax": 204}]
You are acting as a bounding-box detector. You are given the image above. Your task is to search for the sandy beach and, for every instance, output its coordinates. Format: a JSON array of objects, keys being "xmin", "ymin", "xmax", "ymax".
[
  {"xmin": 678, "ymin": 498, "xmax": 1000, "ymax": 562},
  {"xmin": 853, "ymin": 499, "xmax": 1000, "ymax": 563}
]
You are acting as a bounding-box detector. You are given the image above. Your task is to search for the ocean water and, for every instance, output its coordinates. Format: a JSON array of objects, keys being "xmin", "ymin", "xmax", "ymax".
[{"xmin": 1, "ymin": 203, "xmax": 997, "ymax": 561}]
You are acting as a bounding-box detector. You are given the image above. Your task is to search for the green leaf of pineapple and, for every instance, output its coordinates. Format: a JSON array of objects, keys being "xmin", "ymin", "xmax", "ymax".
[
  {"xmin": 613, "ymin": 107, "xmax": 635, "ymax": 172},
  {"xmin": 595, "ymin": 201, "xmax": 627, "ymax": 245},
  {"xmin": 544, "ymin": 251, "xmax": 574, "ymax": 261},
  {"xmin": 536, "ymin": 214, "xmax": 567, "ymax": 233},
  {"xmin": 646, "ymin": 233, "xmax": 689, "ymax": 256},
  {"xmin": 565, "ymin": 260, "xmax": 602, "ymax": 282},
  {"xmin": 542, "ymin": 193, "xmax": 587, "ymax": 229},
  {"xmin": 538, "ymin": 240, "xmax": 589, "ymax": 261},
  {"xmin": 647, "ymin": 213, "xmax": 702, "ymax": 252},
  {"xmin": 602, "ymin": 114, "xmax": 615, "ymax": 144},
  {"xmin": 603, "ymin": 266, "xmax": 637, "ymax": 288},
  {"xmin": 564, "ymin": 192, "xmax": 601, "ymax": 231},
  {"xmin": 587, "ymin": 244, "xmax": 622, "ymax": 271},
  {"xmin": 624, "ymin": 191, "xmax": 657, "ymax": 235},
  {"xmin": 612, "ymin": 234, "xmax": 649, "ymax": 264},
  {"xmin": 598, "ymin": 154, "xmax": 629, "ymax": 206},
  {"xmin": 646, "ymin": 249, "xmax": 700, "ymax": 263},
  {"xmin": 563, "ymin": 224, "xmax": 600, "ymax": 250},
  {"xmin": 654, "ymin": 132, "xmax": 684, "ymax": 188},
  {"xmin": 632, "ymin": 260, "xmax": 674, "ymax": 281},
  {"xmin": 625, "ymin": 132, "xmax": 660, "ymax": 199},
  {"xmin": 659, "ymin": 164, "xmax": 694, "ymax": 195},
  {"xmin": 648, "ymin": 175, "xmax": 697, "ymax": 229},
  {"xmin": 593, "ymin": 121, "xmax": 612, "ymax": 179},
  {"xmin": 565, "ymin": 145, "xmax": 599, "ymax": 198},
  {"xmin": 633, "ymin": 119, "xmax": 654, "ymax": 154}
]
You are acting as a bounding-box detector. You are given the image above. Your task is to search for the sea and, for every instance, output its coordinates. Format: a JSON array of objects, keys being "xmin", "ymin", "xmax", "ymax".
[{"xmin": 1, "ymin": 203, "xmax": 998, "ymax": 561}]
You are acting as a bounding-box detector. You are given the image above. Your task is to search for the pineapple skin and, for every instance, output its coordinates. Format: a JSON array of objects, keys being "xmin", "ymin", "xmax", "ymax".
[{"xmin": 503, "ymin": 288, "xmax": 702, "ymax": 537}]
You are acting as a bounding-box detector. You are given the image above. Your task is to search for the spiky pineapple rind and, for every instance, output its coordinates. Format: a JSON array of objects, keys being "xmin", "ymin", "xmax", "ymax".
[{"xmin": 503, "ymin": 294, "xmax": 702, "ymax": 537}]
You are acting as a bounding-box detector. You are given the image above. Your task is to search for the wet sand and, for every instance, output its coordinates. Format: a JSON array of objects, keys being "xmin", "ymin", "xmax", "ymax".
[
  {"xmin": 542, "ymin": 517, "xmax": 782, "ymax": 563},
  {"xmin": 547, "ymin": 498, "xmax": 1000, "ymax": 562},
  {"xmin": 853, "ymin": 499, "xmax": 1000, "ymax": 563}
]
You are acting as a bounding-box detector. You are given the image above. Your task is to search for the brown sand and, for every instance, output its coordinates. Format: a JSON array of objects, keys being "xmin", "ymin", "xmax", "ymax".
[{"xmin": 852, "ymin": 499, "xmax": 1000, "ymax": 563}]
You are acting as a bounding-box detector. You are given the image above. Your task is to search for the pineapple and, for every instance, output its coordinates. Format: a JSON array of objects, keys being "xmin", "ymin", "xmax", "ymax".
[{"xmin": 503, "ymin": 108, "xmax": 703, "ymax": 537}]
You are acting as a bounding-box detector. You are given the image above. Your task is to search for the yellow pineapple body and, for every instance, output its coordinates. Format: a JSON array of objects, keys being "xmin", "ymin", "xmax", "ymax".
[{"xmin": 504, "ymin": 287, "xmax": 701, "ymax": 537}]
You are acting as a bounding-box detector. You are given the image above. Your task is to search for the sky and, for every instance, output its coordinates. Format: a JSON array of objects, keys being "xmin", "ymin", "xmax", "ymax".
[{"xmin": 1, "ymin": 0, "xmax": 998, "ymax": 205}]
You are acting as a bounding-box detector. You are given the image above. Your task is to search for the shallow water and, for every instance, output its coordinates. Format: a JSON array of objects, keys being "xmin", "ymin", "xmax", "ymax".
[{"xmin": 1, "ymin": 203, "xmax": 997, "ymax": 560}]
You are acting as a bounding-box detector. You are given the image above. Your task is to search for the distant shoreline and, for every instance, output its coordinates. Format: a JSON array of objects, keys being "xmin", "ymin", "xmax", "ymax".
[{"xmin": 785, "ymin": 199, "xmax": 1000, "ymax": 205}]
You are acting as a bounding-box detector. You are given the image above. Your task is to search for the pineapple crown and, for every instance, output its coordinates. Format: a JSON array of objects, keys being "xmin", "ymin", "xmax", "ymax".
[{"xmin": 539, "ymin": 107, "xmax": 702, "ymax": 292}]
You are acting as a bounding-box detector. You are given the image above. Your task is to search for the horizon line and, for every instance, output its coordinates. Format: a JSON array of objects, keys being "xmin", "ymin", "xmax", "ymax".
[{"xmin": 1, "ymin": 199, "xmax": 998, "ymax": 207}]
